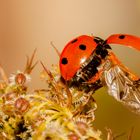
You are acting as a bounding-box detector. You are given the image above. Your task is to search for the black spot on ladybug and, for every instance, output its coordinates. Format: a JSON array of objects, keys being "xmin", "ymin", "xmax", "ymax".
[
  {"xmin": 79, "ymin": 44, "xmax": 86, "ymax": 50},
  {"xmin": 61, "ymin": 58, "xmax": 68, "ymax": 65},
  {"xmin": 119, "ymin": 35, "xmax": 125, "ymax": 39},
  {"xmin": 71, "ymin": 39, "xmax": 78, "ymax": 43}
]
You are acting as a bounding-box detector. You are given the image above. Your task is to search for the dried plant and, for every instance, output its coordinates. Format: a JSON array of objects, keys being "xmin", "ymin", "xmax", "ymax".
[
  {"xmin": 0, "ymin": 51, "xmax": 101, "ymax": 140},
  {"xmin": 0, "ymin": 50, "xmax": 135, "ymax": 140}
]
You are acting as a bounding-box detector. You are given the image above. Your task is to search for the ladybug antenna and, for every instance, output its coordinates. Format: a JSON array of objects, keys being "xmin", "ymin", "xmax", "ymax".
[
  {"xmin": 91, "ymin": 33, "xmax": 94, "ymax": 37},
  {"xmin": 50, "ymin": 41, "xmax": 60, "ymax": 57}
]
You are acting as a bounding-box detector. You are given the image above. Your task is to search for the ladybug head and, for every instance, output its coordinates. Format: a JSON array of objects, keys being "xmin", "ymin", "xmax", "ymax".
[{"xmin": 59, "ymin": 35, "xmax": 111, "ymax": 91}]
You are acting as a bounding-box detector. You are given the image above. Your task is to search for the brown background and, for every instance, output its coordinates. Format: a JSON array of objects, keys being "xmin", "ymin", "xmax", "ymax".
[{"xmin": 0, "ymin": 0, "xmax": 140, "ymax": 139}]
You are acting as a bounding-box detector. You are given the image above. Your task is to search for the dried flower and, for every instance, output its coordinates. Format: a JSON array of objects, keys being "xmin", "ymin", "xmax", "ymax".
[
  {"xmin": 2, "ymin": 92, "xmax": 18, "ymax": 102},
  {"xmin": 15, "ymin": 73, "xmax": 26, "ymax": 85},
  {"xmin": 2, "ymin": 103, "xmax": 15, "ymax": 116},
  {"xmin": 76, "ymin": 121, "xmax": 88, "ymax": 135},
  {"xmin": 9, "ymin": 71, "xmax": 31, "ymax": 85},
  {"xmin": 0, "ymin": 51, "xmax": 103, "ymax": 140},
  {"xmin": 68, "ymin": 133, "xmax": 79, "ymax": 140},
  {"xmin": 15, "ymin": 97, "xmax": 30, "ymax": 114}
]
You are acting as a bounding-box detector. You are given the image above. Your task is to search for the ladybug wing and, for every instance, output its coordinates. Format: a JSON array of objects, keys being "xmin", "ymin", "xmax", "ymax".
[{"xmin": 106, "ymin": 34, "xmax": 140, "ymax": 51}]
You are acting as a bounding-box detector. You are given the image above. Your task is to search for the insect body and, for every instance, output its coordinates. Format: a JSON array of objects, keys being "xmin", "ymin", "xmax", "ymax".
[{"xmin": 59, "ymin": 34, "xmax": 140, "ymax": 114}]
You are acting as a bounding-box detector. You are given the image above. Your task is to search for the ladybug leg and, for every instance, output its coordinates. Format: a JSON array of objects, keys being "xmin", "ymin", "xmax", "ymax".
[
  {"xmin": 86, "ymin": 70, "xmax": 103, "ymax": 83},
  {"xmin": 106, "ymin": 34, "xmax": 140, "ymax": 51},
  {"xmin": 108, "ymin": 52, "xmax": 139, "ymax": 81}
]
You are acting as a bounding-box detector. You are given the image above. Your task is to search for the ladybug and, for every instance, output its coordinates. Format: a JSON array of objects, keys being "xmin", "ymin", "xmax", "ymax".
[{"xmin": 59, "ymin": 34, "xmax": 140, "ymax": 89}]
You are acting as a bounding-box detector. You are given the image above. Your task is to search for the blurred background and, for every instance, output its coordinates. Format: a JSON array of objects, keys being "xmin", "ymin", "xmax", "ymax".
[{"xmin": 0, "ymin": 0, "xmax": 140, "ymax": 139}]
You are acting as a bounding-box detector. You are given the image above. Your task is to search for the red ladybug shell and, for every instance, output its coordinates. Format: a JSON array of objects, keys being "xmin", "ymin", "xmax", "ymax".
[{"xmin": 60, "ymin": 35, "xmax": 97, "ymax": 81}]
